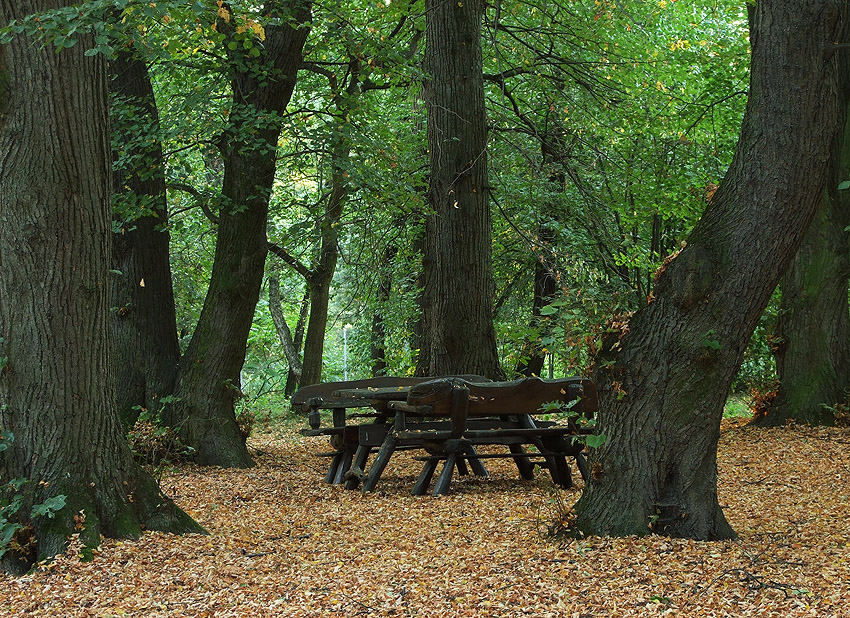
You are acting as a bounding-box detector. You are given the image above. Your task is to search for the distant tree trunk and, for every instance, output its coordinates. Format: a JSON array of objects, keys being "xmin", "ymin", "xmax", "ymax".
[
  {"xmin": 758, "ymin": 106, "xmax": 850, "ymax": 426},
  {"xmin": 516, "ymin": 226, "xmax": 557, "ymax": 378},
  {"xmin": 289, "ymin": 57, "xmax": 360, "ymax": 387},
  {"xmin": 371, "ymin": 245, "xmax": 398, "ymax": 376},
  {"xmin": 269, "ymin": 273, "xmax": 304, "ymax": 381},
  {"xmin": 417, "ymin": 0, "xmax": 503, "ymax": 379},
  {"xmin": 168, "ymin": 2, "xmax": 311, "ymax": 466},
  {"xmin": 109, "ymin": 49, "xmax": 181, "ymax": 429},
  {"xmin": 285, "ymin": 289, "xmax": 309, "ymax": 395},
  {"xmin": 517, "ymin": 133, "xmax": 563, "ymax": 377},
  {"xmin": 573, "ymin": 0, "xmax": 849, "ymax": 540},
  {"xmin": 0, "ymin": 1, "xmax": 201, "ymax": 573}
]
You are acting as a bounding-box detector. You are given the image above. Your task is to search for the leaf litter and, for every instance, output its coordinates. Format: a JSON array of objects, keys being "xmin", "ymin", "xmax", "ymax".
[{"xmin": 2, "ymin": 418, "xmax": 849, "ymax": 617}]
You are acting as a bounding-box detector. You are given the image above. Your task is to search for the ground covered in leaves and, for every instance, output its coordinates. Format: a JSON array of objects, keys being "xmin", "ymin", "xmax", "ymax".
[{"xmin": 2, "ymin": 418, "xmax": 849, "ymax": 617}]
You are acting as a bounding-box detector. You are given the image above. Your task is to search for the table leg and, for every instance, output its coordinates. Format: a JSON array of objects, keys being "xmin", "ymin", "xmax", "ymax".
[
  {"xmin": 574, "ymin": 451, "xmax": 589, "ymax": 483},
  {"xmin": 343, "ymin": 445, "xmax": 371, "ymax": 490},
  {"xmin": 467, "ymin": 445, "xmax": 489, "ymax": 477},
  {"xmin": 361, "ymin": 433, "xmax": 397, "ymax": 493},
  {"xmin": 332, "ymin": 448, "xmax": 354, "ymax": 485},
  {"xmin": 412, "ymin": 459, "xmax": 439, "ymax": 496},
  {"xmin": 509, "ymin": 444, "xmax": 535, "ymax": 480},
  {"xmin": 433, "ymin": 452, "xmax": 457, "ymax": 496}
]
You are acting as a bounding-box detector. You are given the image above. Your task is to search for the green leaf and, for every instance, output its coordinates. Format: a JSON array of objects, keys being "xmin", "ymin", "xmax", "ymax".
[
  {"xmin": 31, "ymin": 495, "xmax": 67, "ymax": 519},
  {"xmin": 539, "ymin": 305, "xmax": 558, "ymax": 316},
  {"xmin": 838, "ymin": 180, "xmax": 850, "ymax": 190},
  {"xmin": 585, "ymin": 433, "xmax": 607, "ymax": 448}
]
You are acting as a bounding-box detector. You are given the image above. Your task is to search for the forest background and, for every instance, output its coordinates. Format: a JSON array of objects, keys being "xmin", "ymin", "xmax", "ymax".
[{"xmin": 128, "ymin": 0, "xmax": 754, "ymax": 420}]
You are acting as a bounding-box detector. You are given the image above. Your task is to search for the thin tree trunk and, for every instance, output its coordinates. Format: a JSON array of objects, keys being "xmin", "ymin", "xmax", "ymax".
[
  {"xmin": 759, "ymin": 104, "xmax": 850, "ymax": 426},
  {"xmin": 269, "ymin": 273, "xmax": 303, "ymax": 380},
  {"xmin": 298, "ymin": 58, "xmax": 359, "ymax": 387},
  {"xmin": 168, "ymin": 2, "xmax": 311, "ymax": 466},
  {"xmin": 417, "ymin": 0, "xmax": 503, "ymax": 379},
  {"xmin": 516, "ymin": 226, "xmax": 558, "ymax": 378},
  {"xmin": 109, "ymin": 49, "xmax": 181, "ymax": 429},
  {"xmin": 284, "ymin": 289, "xmax": 309, "ymax": 395},
  {"xmin": 370, "ymin": 245, "xmax": 398, "ymax": 376},
  {"xmin": 0, "ymin": 2, "xmax": 201, "ymax": 573},
  {"xmin": 573, "ymin": 0, "xmax": 849, "ymax": 540}
]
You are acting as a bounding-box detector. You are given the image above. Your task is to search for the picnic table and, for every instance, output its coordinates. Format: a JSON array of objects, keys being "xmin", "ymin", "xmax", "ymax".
[{"xmin": 294, "ymin": 375, "xmax": 598, "ymax": 496}]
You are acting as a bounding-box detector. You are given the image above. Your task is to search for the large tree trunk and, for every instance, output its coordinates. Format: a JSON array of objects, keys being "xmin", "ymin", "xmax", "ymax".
[
  {"xmin": 416, "ymin": 0, "xmax": 503, "ymax": 379},
  {"xmin": 109, "ymin": 49, "xmax": 181, "ymax": 429},
  {"xmin": 573, "ymin": 0, "xmax": 849, "ymax": 540},
  {"xmin": 0, "ymin": 1, "xmax": 201, "ymax": 573},
  {"xmin": 168, "ymin": 2, "xmax": 311, "ymax": 466},
  {"xmin": 759, "ymin": 105, "xmax": 850, "ymax": 427}
]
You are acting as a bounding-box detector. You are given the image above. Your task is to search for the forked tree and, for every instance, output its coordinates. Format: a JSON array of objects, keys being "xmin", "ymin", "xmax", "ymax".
[{"xmin": 574, "ymin": 0, "xmax": 850, "ymax": 539}]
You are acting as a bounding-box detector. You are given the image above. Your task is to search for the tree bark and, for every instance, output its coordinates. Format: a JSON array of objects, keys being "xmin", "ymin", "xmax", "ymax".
[
  {"xmin": 759, "ymin": 104, "xmax": 850, "ymax": 426},
  {"xmin": 109, "ymin": 49, "xmax": 181, "ymax": 429},
  {"xmin": 0, "ymin": 1, "xmax": 201, "ymax": 573},
  {"xmin": 417, "ymin": 0, "xmax": 503, "ymax": 379},
  {"xmin": 168, "ymin": 2, "xmax": 311, "ymax": 466},
  {"xmin": 573, "ymin": 0, "xmax": 849, "ymax": 540}
]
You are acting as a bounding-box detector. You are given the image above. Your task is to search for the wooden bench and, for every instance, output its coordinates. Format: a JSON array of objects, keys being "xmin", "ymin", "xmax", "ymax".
[
  {"xmin": 292, "ymin": 375, "xmax": 488, "ymax": 484},
  {"xmin": 354, "ymin": 376, "xmax": 598, "ymax": 496}
]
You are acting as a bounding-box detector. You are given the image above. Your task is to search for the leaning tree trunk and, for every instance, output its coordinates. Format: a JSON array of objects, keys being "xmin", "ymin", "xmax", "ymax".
[
  {"xmin": 573, "ymin": 0, "xmax": 849, "ymax": 540},
  {"xmin": 758, "ymin": 103, "xmax": 850, "ymax": 427},
  {"xmin": 416, "ymin": 0, "xmax": 503, "ymax": 379},
  {"xmin": 168, "ymin": 2, "xmax": 311, "ymax": 466},
  {"xmin": 109, "ymin": 48, "xmax": 181, "ymax": 429},
  {"xmin": 0, "ymin": 1, "xmax": 201, "ymax": 573}
]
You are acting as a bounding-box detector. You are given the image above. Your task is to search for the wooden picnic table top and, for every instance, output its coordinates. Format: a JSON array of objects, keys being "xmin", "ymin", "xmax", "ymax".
[{"xmin": 331, "ymin": 385, "xmax": 415, "ymax": 401}]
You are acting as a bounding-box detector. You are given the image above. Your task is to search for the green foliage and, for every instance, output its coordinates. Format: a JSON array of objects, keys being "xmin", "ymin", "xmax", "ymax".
[
  {"xmin": 0, "ymin": 432, "xmax": 67, "ymax": 561},
  {"xmin": 126, "ymin": 397, "xmax": 193, "ymax": 472}
]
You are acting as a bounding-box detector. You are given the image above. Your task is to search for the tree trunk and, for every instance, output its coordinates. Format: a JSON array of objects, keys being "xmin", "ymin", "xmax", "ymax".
[
  {"xmin": 573, "ymin": 0, "xmax": 849, "ymax": 540},
  {"xmin": 759, "ymin": 105, "xmax": 850, "ymax": 426},
  {"xmin": 417, "ymin": 0, "xmax": 503, "ymax": 379},
  {"xmin": 109, "ymin": 49, "xmax": 181, "ymax": 429},
  {"xmin": 269, "ymin": 273, "xmax": 303, "ymax": 380},
  {"xmin": 292, "ymin": 58, "xmax": 359, "ymax": 387},
  {"xmin": 371, "ymin": 245, "xmax": 398, "ymax": 376},
  {"xmin": 516, "ymin": 226, "xmax": 558, "ymax": 378},
  {"xmin": 168, "ymin": 2, "xmax": 311, "ymax": 466},
  {"xmin": 284, "ymin": 289, "xmax": 309, "ymax": 396},
  {"xmin": 0, "ymin": 2, "xmax": 201, "ymax": 573}
]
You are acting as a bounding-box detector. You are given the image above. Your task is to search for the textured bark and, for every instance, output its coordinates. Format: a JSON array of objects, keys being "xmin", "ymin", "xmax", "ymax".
[
  {"xmin": 168, "ymin": 2, "xmax": 311, "ymax": 466},
  {"xmin": 0, "ymin": 1, "xmax": 201, "ymax": 573},
  {"xmin": 109, "ymin": 49, "xmax": 181, "ymax": 429},
  {"xmin": 573, "ymin": 0, "xmax": 849, "ymax": 540},
  {"xmin": 284, "ymin": 290, "xmax": 309, "ymax": 396},
  {"xmin": 417, "ymin": 0, "xmax": 503, "ymax": 379},
  {"xmin": 759, "ymin": 104, "xmax": 850, "ymax": 427}
]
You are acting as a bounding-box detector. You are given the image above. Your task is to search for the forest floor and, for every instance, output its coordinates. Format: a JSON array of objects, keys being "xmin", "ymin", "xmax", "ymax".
[{"xmin": 2, "ymin": 418, "xmax": 849, "ymax": 617}]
